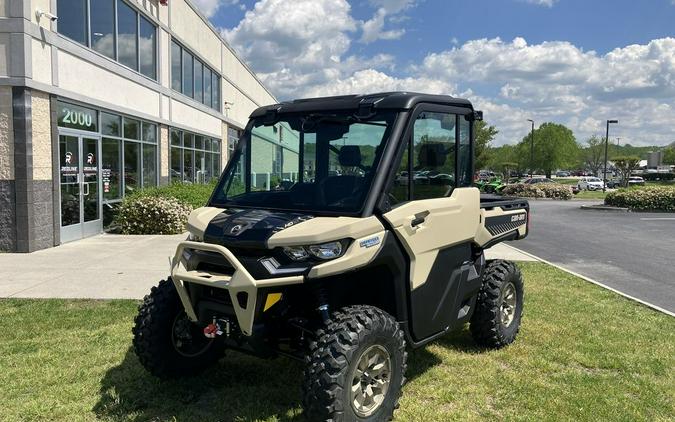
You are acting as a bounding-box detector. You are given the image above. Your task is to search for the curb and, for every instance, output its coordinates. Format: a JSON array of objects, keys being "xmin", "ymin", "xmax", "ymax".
[
  {"xmin": 580, "ymin": 205, "xmax": 629, "ymax": 212},
  {"xmin": 505, "ymin": 245, "xmax": 674, "ymax": 318}
]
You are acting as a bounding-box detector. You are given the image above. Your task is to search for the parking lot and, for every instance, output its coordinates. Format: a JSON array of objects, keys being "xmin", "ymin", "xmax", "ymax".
[{"xmin": 514, "ymin": 200, "xmax": 674, "ymax": 313}]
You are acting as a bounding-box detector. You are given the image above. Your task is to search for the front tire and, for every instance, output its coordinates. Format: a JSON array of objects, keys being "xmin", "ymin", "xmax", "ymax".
[
  {"xmin": 302, "ymin": 305, "xmax": 407, "ymax": 422},
  {"xmin": 132, "ymin": 278, "xmax": 224, "ymax": 379},
  {"xmin": 470, "ymin": 260, "xmax": 524, "ymax": 348}
]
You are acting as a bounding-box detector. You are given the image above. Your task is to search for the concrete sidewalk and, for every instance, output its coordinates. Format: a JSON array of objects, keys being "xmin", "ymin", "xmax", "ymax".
[{"xmin": 0, "ymin": 234, "xmax": 535, "ymax": 300}]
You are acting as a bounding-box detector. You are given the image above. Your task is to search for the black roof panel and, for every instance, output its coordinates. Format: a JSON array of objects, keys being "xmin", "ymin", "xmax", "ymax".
[{"xmin": 249, "ymin": 91, "xmax": 473, "ymax": 118}]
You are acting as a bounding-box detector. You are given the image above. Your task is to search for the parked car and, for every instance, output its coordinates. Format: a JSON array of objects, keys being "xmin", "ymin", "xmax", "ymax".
[
  {"xmin": 628, "ymin": 176, "xmax": 645, "ymax": 186},
  {"xmin": 578, "ymin": 177, "xmax": 605, "ymax": 191},
  {"xmin": 555, "ymin": 171, "xmax": 571, "ymax": 177},
  {"xmin": 523, "ymin": 177, "xmax": 554, "ymax": 184},
  {"xmin": 606, "ymin": 178, "xmax": 622, "ymax": 188}
]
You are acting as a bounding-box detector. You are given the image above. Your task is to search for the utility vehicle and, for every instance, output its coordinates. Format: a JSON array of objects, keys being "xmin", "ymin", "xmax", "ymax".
[{"xmin": 133, "ymin": 92, "xmax": 529, "ymax": 421}]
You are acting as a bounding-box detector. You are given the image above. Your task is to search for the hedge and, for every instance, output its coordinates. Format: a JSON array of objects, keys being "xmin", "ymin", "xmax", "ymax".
[
  {"xmin": 113, "ymin": 196, "xmax": 192, "ymax": 235},
  {"xmin": 501, "ymin": 183, "xmax": 573, "ymax": 200},
  {"xmin": 605, "ymin": 186, "xmax": 675, "ymax": 211},
  {"xmin": 128, "ymin": 180, "xmax": 218, "ymax": 209}
]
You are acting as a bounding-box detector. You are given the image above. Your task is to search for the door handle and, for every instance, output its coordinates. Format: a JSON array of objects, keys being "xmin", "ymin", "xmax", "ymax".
[
  {"xmin": 83, "ymin": 182, "xmax": 89, "ymax": 196},
  {"xmin": 411, "ymin": 211, "xmax": 430, "ymax": 227}
]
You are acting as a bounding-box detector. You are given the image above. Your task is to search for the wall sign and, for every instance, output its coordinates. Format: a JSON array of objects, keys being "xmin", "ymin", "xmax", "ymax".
[{"xmin": 57, "ymin": 102, "xmax": 98, "ymax": 132}]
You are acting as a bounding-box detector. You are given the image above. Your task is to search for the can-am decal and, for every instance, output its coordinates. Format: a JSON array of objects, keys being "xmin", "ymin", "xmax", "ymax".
[{"xmin": 359, "ymin": 236, "xmax": 381, "ymax": 248}]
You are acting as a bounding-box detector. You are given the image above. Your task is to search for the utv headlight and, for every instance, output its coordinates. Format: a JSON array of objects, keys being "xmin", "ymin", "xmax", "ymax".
[
  {"xmin": 308, "ymin": 241, "xmax": 344, "ymax": 260},
  {"xmin": 283, "ymin": 240, "xmax": 347, "ymax": 261}
]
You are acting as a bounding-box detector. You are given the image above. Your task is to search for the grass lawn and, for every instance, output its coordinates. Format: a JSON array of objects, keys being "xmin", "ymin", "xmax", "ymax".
[
  {"xmin": 1, "ymin": 263, "xmax": 673, "ymax": 421},
  {"xmin": 573, "ymin": 190, "xmax": 608, "ymax": 200}
]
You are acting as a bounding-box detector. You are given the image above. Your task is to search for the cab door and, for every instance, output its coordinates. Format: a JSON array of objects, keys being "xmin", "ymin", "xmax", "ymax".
[{"xmin": 383, "ymin": 106, "xmax": 481, "ymax": 341}]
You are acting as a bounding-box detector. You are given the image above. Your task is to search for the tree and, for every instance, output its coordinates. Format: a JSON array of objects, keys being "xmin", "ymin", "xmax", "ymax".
[
  {"xmin": 583, "ymin": 135, "xmax": 605, "ymax": 176},
  {"xmin": 664, "ymin": 147, "xmax": 675, "ymax": 165},
  {"xmin": 612, "ymin": 156, "xmax": 641, "ymax": 187},
  {"xmin": 517, "ymin": 122, "xmax": 579, "ymax": 178},
  {"xmin": 474, "ymin": 120, "xmax": 498, "ymax": 170}
]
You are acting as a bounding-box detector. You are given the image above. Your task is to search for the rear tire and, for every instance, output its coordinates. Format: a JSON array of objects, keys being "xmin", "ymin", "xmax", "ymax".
[
  {"xmin": 470, "ymin": 260, "xmax": 524, "ymax": 348},
  {"xmin": 302, "ymin": 305, "xmax": 407, "ymax": 422},
  {"xmin": 132, "ymin": 278, "xmax": 224, "ymax": 379}
]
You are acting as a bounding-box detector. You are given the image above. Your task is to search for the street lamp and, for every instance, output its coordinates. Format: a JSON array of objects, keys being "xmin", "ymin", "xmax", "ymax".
[
  {"xmin": 603, "ymin": 119, "xmax": 619, "ymax": 192},
  {"xmin": 527, "ymin": 119, "xmax": 535, "ymax": 178}
]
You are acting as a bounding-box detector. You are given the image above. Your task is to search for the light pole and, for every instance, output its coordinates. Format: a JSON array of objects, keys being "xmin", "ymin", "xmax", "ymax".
[
  {"xmin": 527, "ymin": 119, "xmax": 535, "ymax": 178},
  {"xmin": 603, "ymin": 119, "xmax": 618, "ymax": 192}
]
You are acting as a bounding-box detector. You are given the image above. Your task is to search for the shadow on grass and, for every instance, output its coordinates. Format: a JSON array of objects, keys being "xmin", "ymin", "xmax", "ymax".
[{"xmin": 93, "ymin": 331, "xmax": 480, "ymax": 422}]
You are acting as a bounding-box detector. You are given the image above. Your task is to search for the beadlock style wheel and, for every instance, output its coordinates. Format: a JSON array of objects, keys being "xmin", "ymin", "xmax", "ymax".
[{"xmin": 350, "ymin": 345, "xmax": 392, "ymax": 417}]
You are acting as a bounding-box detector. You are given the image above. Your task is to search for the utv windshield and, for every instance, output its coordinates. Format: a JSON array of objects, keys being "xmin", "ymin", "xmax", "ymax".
[{"xmin": 210, "ymin": 111, "xmax": 398, "ymax": 214}]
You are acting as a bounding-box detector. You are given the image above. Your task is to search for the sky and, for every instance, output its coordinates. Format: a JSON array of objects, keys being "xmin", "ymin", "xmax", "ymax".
[{"xmin": 192, "ymin": 0, "xmax": 675, "ymax": 147}]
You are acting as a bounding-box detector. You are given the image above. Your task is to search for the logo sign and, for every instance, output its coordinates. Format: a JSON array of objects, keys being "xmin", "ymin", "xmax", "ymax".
[
  {"xmin": 359, "ymin": 236, "xmax": 381, "ymax": 249},
  {"xmin": 229, "ymin": 224, "xmax": 243, "ymax": 235},
  {"xmin": 510, "ymin": 214, "xmax": 526, "ymax": 223}
]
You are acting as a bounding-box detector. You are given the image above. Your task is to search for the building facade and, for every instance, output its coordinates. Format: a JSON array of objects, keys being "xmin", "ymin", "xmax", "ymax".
[{"xmin": 0, "ymin": 0, "xmax": 277, "ymax": 252}]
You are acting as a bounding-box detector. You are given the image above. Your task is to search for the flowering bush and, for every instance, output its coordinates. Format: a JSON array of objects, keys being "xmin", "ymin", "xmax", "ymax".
[
  {"xmin": 605, "ymin": 187, "xmax": 675, "ymax": 211},
  {"xmin": 501, "ymin": 183, "xmax": 573, "ymax": 200},
  {"xmin": 113, "ymin": 196, "xmax": 192, "ymax": 235}
]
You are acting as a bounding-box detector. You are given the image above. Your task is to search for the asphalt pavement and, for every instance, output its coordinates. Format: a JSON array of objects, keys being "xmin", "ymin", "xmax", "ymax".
[{"xmin": 514, "ymin": 200, "xmax": 674, "ymax": 313}]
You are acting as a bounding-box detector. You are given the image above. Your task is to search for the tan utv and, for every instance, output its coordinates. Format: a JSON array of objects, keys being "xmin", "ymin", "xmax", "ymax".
[{"xmin": 133, "ymin": 92, "xmax": 529, "ymax": 421}]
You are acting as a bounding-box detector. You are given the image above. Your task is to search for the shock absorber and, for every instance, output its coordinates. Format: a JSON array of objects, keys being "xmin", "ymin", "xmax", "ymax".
[{"xmin": 311, "ymin": 284, "xmax": 330, "ymax": 322}]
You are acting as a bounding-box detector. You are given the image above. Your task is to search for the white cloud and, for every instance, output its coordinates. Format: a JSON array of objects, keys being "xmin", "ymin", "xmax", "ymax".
[
  {"xmin": 359, "ymin": 0, "xmax": 416, "ymax": 43},
  {"xmin": 222, "ymin": 1, "xmax": 675, "ymax": 147},
  {"xmin": 191, "ymin": 0, "xmax": 242, "ymax": 17},
  {"xmin": 522, "ymin": 0, "xmax": 558, "ymax": 7}
]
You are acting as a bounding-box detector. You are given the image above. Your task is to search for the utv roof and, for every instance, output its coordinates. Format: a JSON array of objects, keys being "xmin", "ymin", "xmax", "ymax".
[{"xmin": 249, "ymin": 92, "xmax": 473, "ymax": 118}]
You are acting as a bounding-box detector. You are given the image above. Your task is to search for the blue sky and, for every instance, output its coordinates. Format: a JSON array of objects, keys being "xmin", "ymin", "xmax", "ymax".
[{"xmin": 194, "ymin": 0, "xmax": 675, "ymax": 146}]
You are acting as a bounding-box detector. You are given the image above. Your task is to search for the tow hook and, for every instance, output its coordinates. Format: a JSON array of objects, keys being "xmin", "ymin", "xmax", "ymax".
[{"xmin": 203, "ymin": 317, "xmax": 231, "ymax": 339}]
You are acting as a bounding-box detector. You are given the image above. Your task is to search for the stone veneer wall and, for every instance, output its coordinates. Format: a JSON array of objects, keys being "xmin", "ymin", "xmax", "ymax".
[
  {"xmin": 30, "ymin": 90, "xmax": 54, "ymax": 250},
  {"xmin": 160, "ymin": 125, "xmax": 169, "ymax": 185},
  {"xmin": 0, "ymin": 86, "xmax": 15, "ymax": 251}
]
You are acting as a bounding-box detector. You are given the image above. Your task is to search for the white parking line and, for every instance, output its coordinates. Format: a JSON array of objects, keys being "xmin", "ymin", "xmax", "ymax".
[
  {"xmin": 639, "ymin": 218, "xmax": 675, "ymax": 221},
  {"xmin": 504, "ymin": 245, "xmax": 675, "ymax": 318}
]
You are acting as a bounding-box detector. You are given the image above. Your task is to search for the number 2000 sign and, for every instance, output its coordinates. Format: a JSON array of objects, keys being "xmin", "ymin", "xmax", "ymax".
[{"xmin": 63, "ymin": 109, "xmax": 92, "ymax": 127}]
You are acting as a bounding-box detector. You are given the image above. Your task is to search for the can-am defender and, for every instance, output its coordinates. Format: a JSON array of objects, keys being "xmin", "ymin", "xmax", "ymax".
[{"xmin": 133, "ymin": 92, "xmax": 529, "ymax": 421}]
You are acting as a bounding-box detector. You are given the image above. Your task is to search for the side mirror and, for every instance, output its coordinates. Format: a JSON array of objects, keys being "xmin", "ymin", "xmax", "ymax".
[{"xmin": 472, "ymin": 110, "xmax": 483, "ymax": 121}]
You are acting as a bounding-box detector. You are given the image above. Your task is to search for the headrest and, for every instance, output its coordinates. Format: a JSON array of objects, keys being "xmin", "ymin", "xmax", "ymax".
[
  {"xmin": 339, "ymin": 145, "xmax": 362, "ymax": 167},
  {"xmin": 418, "ymin": 143, "xmax": 447, "ymax": 167}
]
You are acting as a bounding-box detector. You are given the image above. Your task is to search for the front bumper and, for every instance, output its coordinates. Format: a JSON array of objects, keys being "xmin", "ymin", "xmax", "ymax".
[{"xmin": 170, "ymin": 241, "xmax": 303, "ymax": 336}]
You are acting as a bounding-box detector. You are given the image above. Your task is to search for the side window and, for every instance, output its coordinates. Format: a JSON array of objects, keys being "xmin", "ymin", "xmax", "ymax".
[
  {"xmin": 390, "ymin": 143, "xmax": 410, "ymax": 205},
  {"xmin": 412, "ymin": 112, "xmax": 457, "ymax": 199},
  {"xmin": 458, "ymin": 115, "xmax": 472, "ymax": 187}
]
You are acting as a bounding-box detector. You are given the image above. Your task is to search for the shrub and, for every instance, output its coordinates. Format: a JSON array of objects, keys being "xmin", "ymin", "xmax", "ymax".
[
  {"xmin": 129, "ymin": 180, "xmax": 217, "ymax": 209},
  {"xmin": 114, "ymin": 196, "xmax": 192, "ymax": 235},
  {"xmin": 501, "ymin": 183, "xmax": 573, "ymax": 200},
  {"xmin": 605, "ymin": 186, "xmax": 675, "ymax": 211}
]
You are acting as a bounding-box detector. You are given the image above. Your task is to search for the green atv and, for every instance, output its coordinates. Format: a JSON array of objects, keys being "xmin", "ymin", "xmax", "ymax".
[{"xmin": 133, "ymin": 92, "xmax": 529, "ymax": 421}]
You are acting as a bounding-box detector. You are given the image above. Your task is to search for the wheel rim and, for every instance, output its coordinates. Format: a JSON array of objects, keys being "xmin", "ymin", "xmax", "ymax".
[
  {"xmin": 171, "ymin": 313, "xmax": 213, "ymax": 357},
  {"xmin": 500, "ymin": 282, "xmax": 518, "ymax": 328},
  {"xmin": 350, "ymin": 345, "xmax": 392, "ymax": 417}
]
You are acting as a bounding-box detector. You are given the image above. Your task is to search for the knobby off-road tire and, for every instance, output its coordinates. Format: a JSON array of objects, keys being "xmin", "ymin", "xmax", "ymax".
[
  {"xmin": 132, "ymin": 278, "xmax": 223, "ymax": 379},
  {"xmin": 302, "ymin": 305, "xmax": 407, "ymax": 422},
  {"xmin": 470, "ymin": 260, "xmax": 524, "ymax": 348}
]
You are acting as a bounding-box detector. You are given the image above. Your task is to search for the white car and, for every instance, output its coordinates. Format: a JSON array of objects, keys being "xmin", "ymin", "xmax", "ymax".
[{"xmin": 578, "ymin": 177, "xmax": 605, "ymax": 191}]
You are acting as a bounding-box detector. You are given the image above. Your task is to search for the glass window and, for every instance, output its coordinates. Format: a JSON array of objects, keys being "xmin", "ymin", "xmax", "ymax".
[
  {"xmin": 183, "ymin": 148, "xmax": 194, "ymax": 183},
  {"xmin": 195, "ymin": 150, "xmax": 206, "ymax": 183},
  {"xmin": 90, "ymin": 0, "xmax": 115, "ymax": 59},
  {"xmin": 212, "ymin": 73, "xmax": 220, "ymax": 112},
  {"xmin": 57, "ymin": 102, "xmax": 98, "ymax": 132},
  {"xmin": 142, "ymin": 122, "xmax": 156, "ymax": 143},
  {"xmin": 458, "ymin": 116, "xmax": 472, "ymax": 187},
  {"xmin": 194, "ymin": 60, "xmax": 203, "ymax": 103},
  {"xmin": 142, "ymin": 144, "xmax": 157, "ymax": 187},
  {"xmin": 184, "ymin": 133, "xmax": 194, "ymax": 149},
  {"xmin": 182, "ymin": 51, "xmax": 193, "ymax": 98},
  {"xmin": 124, "ymin": 118, "xmax": 140, "ymax": 140},
  {"xmin": 170, "ymin": 129, "xmax": 181, "ymax": 146},
  {"xmin": 101, "ymin": 113, "xmax": 121, "ymax": 136},
  {"xmin": 58, "ymin": 0, "xmax": 88, "ymax": 45},
  {"xmin": 102, "ymin": 138, "xmax": 122, "ymax": 201},
  {"xmin": 389, "ymin": 144, "xmax": 410, "ymax": 205},
  {"xmin": 203, "ymin": 67, "xmax": 212, "ymax": 108},
  {"xmin": 139, "ymin": 16, "xmax": 156, "ymax": 79},
  {"xmin": 124, "ymin": 141, "xmax": 140, "ymax": 193},
  {"xmin": 411, "ymin": 112, "xmax": 457, "ymax": 200},
  {"xmin": 171, "ymin": 40, "xmax": 182, "ymax": 92},
  {"xmin": 117, "ymin": 0, "xmax": 138, "ymax": 70},
  {"xmin": 171, "ymin": 147, "xmax": 182, "ymax": 182}
]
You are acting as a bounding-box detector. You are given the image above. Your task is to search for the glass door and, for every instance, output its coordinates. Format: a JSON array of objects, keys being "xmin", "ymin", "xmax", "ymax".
[{"xmin": 59, "ymin": 134, "xmax": 102, "ymax": 243}]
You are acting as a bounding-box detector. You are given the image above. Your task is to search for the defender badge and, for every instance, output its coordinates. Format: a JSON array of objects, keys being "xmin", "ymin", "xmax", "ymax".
[{"xmin": 359, "ymin": 236, "xmax": 381, "ymax": 248}]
